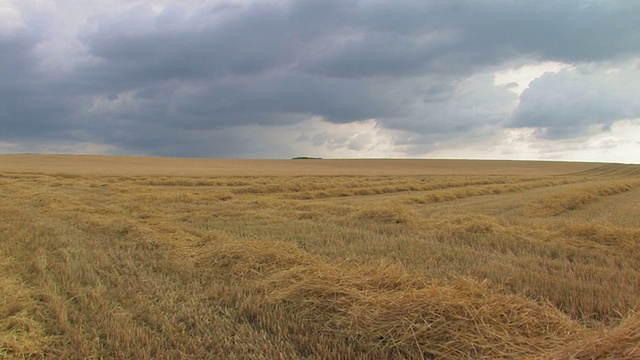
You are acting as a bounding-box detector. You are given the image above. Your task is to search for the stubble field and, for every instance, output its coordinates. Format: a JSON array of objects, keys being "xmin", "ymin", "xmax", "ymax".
[{"xmin": 1, "ymin": 155, "xmax": 639, "ymax": 359}]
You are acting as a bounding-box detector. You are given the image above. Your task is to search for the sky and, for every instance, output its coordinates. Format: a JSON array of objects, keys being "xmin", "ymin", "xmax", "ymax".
[{"xmin": 1, "ymin": 0, "xmax": 640, "ymax": 162}]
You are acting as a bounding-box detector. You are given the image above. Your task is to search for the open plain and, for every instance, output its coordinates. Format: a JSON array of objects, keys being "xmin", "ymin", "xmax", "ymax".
[{"xmin": 1, "ymin": 155, "xmax": 639, "ymax": 359}]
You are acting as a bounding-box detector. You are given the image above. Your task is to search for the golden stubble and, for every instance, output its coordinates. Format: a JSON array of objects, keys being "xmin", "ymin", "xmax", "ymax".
[{"xmin": 1, "ymin": 157, "xmax": 639, "ymax": 359}]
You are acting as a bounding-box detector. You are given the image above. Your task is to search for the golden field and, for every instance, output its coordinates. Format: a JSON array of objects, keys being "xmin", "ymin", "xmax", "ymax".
[{"xmin": 1, "ymin": 155, "xmax": 639, "ymax": 359}]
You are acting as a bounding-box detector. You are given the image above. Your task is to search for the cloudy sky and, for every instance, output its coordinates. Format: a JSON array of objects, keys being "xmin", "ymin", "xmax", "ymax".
[{"xmin": 1, "ymin": 0, "xmax": 640, "ymax": 162}]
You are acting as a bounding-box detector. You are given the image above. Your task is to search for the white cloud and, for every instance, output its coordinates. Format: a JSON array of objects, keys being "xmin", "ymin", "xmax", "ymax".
[
  {"xmin": 0, "ymin": 138, "xmax": 123, "ymax": 155},
  {"xmin": 424, "ymin": 119, "xmax": 640, "ymax": 164},
  {"xmin": 493, "ymin": 60, "xmax": 572, "ymax": 95},
  {"xmin": 248, "ymin": 117, "xmax": 406, "ymax": 158},
  {"xmin": 0, "ymin": 1, "xmax": 24, "ymax": 34},
  {"xmin": 296, "ymin": 118, "xmax": 405, "ymax": 158},
  {"xmin": 535, "ymin": 118, "xmax": 640, "ymax": 163}
]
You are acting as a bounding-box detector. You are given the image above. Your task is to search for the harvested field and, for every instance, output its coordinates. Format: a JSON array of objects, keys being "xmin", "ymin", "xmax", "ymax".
[
  {"xmin": 0, "ymin": 154, "xmax": 603, "ymax": 177},
  {"xmin": 1, "ymin": 155, "xmax": 639, "ymax": 359}
]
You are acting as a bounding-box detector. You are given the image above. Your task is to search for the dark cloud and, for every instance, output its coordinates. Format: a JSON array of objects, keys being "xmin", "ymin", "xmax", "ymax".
[
  {"xmin": 0, "ymin": 30, "xmax": 36, "ymax": 83},
  {"xmin": 295, "ymin": 0, "xmax": 640, "ymax": 78},
  {"xmin": 0, "ymin": 24, "xmax": 75, "ymax": 140},
  {"xmin": 454, "ymin": 1, "xmax": 640, "ymax": 64},
  {"xmin": 511, "ymin": 65, "xmax": 640, "ymax": 139},
  {"xmin": 78, "ymin": 0, "xmax": 640, "ymax": 83},
  {"xmin": 1, "ymin": 0, "xmax": 640, "ymax": 158},
  {"xmin": 78, "ymin": 3, "xmax": 299, "ymax": 83}
]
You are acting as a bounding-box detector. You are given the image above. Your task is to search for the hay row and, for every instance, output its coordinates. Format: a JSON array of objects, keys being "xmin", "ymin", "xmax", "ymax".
[{"xmin": 191, "ymin": 235, "xmax": 639, "ymax": 359}]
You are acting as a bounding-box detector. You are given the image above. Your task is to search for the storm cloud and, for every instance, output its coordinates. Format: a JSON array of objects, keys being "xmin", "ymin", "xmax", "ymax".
[
  {"xmin": 1, "ymin": 0, "xmax": 639, "ymax": 161},
  {"xmin": 512, "ymin": 63, "xmax": 640, "ymax": 139}
]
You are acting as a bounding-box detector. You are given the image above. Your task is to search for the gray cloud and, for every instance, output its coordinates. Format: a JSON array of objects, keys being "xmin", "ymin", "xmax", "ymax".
[
  {"xmin": 79, "ymin": 3, "xmax": 297, "ymax": 82},
  {"xmin": 512, "ymin": 64, "xmax": 640, "ymax": 139},
  {"xmin": 0, "ymin": 23, "xmax": 76, "ymax": 140},
  {"xmin": 78, "ymin": 1, "xmax": 640, "ymax": 82},
  {"xmin": 1, "ymin": 0, "xmax": 640, "ymax": 159},
  {"xmin": 297, "ymin": 0, "xmax": 640, "ymax": 78}
]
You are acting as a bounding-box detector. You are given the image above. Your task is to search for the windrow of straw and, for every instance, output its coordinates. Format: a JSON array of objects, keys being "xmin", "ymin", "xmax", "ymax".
[
  {"xmin": 191, "ymin": 235, "xmax": 586, "ymax": 359},
  {"xmin": 545, "ymin": 313, "xmax": 640, "ymax": 359},
  {"xmin": 558, "ymin": 221, "xmax": 640, "ymax": 254},
  {"xmin": 237, "ymin": 175, "xmax": 550, "ymax": 200},
  {"xmin": 528, "ymin": 179, "xmax": 640, "ymax": 216},
  {"xmin": 402, "ymin": 177, "xmax": 585, "ymax": 205}
]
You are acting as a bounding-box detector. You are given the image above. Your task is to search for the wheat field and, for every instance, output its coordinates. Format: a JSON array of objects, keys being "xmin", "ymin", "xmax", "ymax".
[{"xmin": 1, "ymin": 155, "xmax": 639, "ymax": 359}]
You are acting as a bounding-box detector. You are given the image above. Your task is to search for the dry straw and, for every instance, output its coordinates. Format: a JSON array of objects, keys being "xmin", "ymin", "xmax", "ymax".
[
  {"xmin": 545, "ymin": 313, "xmax": 640, "ymax": 359},
  {"xmin": 2, "ymin": 158, "xmax": 640, "ymax": 359},
  {"xmin": 193, "ymin": 236, "xmax": 588, "ymax": 359},
  {"xmin": 0, "ymin": 257, "xmax": 47, "ymax": 358}
]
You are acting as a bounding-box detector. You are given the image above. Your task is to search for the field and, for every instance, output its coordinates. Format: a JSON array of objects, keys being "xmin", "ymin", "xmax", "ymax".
[{"xmin": 1, "ymin": 155, "xmax": 640, "ymax": 359}]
